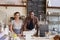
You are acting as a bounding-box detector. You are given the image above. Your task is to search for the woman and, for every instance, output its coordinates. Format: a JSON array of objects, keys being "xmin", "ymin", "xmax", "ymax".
[{"xmin": 10, "ymin": 12, "xmax": 23, "ymax": 37}]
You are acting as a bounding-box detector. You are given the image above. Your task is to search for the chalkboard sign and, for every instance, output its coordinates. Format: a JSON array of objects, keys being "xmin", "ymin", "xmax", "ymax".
[{"xmin": 27, "ymin": 0, "xmax": 46, "ymax": 20}]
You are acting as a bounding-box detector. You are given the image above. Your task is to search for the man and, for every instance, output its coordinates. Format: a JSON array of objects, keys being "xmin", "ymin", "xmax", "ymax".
[{"xmin": 23, "ymin": 11, "xmax": 39, "ymax": 36}]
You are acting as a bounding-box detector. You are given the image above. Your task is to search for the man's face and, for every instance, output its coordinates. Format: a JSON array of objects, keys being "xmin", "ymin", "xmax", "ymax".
[{"xmin": 30, "ymin": 12, "xmax": 34, "ymax": 18}]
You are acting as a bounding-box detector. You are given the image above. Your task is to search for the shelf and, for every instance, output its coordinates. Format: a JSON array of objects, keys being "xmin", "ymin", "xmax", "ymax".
[
  {"xmin": 47, "ymin": 15, "xmax": 60, "ymax": 16},
  {"xmin": 48, "ymin": 21, "xmax": 60, "ymax": 24},
  {"xmin": 47, "ymin": 6, "xmax": 60, "ymax": 9},
  {"xmin": 0, "ymin": 4, "xmax": 26, "ymax": 7}
]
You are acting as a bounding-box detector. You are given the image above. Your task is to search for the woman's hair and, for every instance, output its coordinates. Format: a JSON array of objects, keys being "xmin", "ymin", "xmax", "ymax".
[{"xmin": 14, "ymin": 12, "xmax": 20, "ymax": 16}]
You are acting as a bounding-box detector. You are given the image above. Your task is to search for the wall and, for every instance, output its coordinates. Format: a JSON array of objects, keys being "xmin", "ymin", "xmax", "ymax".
[
  {"xmin": 47, "ymin": 8, "xmax": 60, "ymax": 13},
  {"xmin": 46, "ymin": 8, "xmax": 60, "ymax": 33},
  {"xmin": 0, "ymin": 0, "xmax": 23, "ymax": 5},
  {"xmin": 0, "ymin": 6, "xmax": 27, "ymax": 24},
  {"xmin": 47, "ymin": 0, "xmax": 60, "ymax": 7}
]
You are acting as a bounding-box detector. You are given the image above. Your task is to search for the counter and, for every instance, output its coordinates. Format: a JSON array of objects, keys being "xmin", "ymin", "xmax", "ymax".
[{"xmin": 0, "ymin": 31, "xmax": 55, "ymax": 40}]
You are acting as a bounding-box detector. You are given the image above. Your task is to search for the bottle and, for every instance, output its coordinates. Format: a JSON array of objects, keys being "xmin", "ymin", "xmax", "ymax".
[
  {"xmin": 4, "ymin": 25, "xmax": 9, "ymax": 35},
  {"xmin": 0, "ymin": 21, "xmax": 4, "ymax": 32}
]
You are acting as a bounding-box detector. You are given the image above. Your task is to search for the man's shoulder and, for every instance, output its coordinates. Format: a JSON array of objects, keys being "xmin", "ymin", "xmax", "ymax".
[
  {"xmin": 34, "ymin": 16, "xmax": 38, "ymax": 19},
  {"xmin": 25, "ymin": 16, "xmax": 38, "ymax": 20},
  {"xmin": 25, "ymin": 16, "xmax": 30, "ymax": 19},
  {"xmin": 24, "ymin": 17, "xmax": 29, "ymax": 21},
  {"xmin": 26, "ymin": 16, "xmax": 29, "ymax": 18}
]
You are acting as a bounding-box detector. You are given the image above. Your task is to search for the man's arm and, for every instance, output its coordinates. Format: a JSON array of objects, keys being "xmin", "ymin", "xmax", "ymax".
[
  {"xmin": 23, "ymin": 17, "xmax": 28, "ymax": 31},
  {"xmin": 35, "ymin": 17, "xmax": 39, "ymax": 36},
  {"xmin": 35, "ymin": 17, "xmax": 39, "ymax": 30}
]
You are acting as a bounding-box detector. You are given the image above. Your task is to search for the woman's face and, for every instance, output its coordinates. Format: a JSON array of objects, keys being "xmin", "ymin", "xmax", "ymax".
[{"xmin": 14, "ymin": 13, "xmax": 20, "ymax": 19}]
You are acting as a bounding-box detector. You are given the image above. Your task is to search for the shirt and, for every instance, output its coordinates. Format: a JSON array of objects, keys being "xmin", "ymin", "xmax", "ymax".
[{"xmin": 11, "ymin": 20, "xmax": 23, "ymax": 29}]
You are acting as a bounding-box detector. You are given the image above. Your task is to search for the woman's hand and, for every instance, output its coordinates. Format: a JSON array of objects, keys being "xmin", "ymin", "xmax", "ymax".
[
  {"xmin": 17, "ymin": 34, "xmax": 22, "ymax": 37},
  {"xmin": 12, "ymin": 31, "xmax": 16, "ymax": 34}
]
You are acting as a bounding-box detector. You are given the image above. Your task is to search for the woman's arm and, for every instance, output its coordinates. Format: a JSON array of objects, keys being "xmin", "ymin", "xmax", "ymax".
[
  {"xmin": 9, "ymin": 23, "xmax": 16, "ymax": 34},
  {"xmin": 9, "ymin": 24, "xmax": 13, "ymax": 32}
]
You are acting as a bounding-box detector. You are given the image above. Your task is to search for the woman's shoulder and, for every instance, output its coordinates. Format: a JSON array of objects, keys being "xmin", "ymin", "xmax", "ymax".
[
  {"xmin": 11, "ymin": 20, "xmax": 15, "ymax": 23},
  {"xmin": 20, "ymin": 19, "xmax": 23, "ymax": 22},
  {"xmin": 11, "ymin": 20, "xmax": 15, "ymax": 22}
]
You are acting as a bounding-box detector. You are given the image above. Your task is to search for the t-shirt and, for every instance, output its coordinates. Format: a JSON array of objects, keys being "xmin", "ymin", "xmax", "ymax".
[{"xmin": 11, "ymin": 20, "xmax": 23, "ymax": 29}]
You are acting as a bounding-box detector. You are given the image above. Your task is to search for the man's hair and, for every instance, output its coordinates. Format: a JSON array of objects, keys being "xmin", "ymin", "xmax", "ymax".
[{"xmin": 29, "ymin": 11, "xmax": 34, "ymax": 14}]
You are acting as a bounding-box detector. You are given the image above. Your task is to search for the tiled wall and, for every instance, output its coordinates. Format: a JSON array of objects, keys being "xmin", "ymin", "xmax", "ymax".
[
  {"xmin": 0, "ymin": 6, "xmax": 27, "ymax": 24},
  {"xmin": 47, "ymin": 8, "xmax": 60, "ymax": 13},
  {"xmin": 0, "ymin": 0, "xmax": 23, "ymax": 5},
  {"xmin": 47, "ymin": 0, "xmax": 60, "ymax": 7},
  {"xmin": 47, "ymin": 8, "xmax": 60, "ymax": 34}
]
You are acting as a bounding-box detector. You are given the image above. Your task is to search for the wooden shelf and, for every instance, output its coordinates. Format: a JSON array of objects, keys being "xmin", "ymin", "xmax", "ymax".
[
  {"xmin": 0, "ymin": 4, "xmax": 26, "ymax": 7},
  {"xmin": 47, "ymin": 6, "xmax": 60, "ymax": 9}
]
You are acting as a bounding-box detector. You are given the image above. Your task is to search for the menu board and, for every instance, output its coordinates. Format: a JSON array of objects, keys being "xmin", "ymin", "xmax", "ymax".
[{"xmin": 27, "ymin": 0, "xmax": 46, "ymax": 20}]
